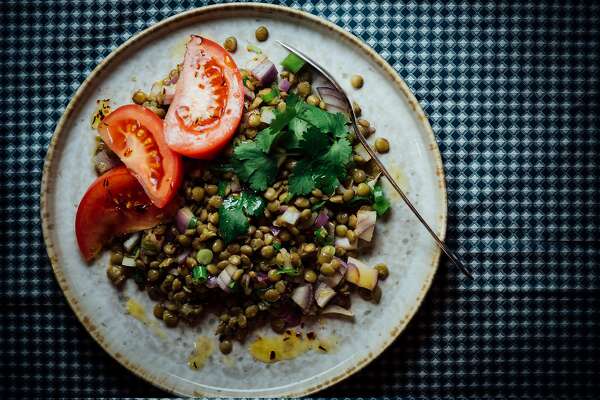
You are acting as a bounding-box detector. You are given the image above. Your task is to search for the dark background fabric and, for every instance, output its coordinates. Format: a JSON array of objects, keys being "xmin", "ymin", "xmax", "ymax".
[{"xmin": 1, "ymin": 0, "xmax": 598, "ymax": 398}]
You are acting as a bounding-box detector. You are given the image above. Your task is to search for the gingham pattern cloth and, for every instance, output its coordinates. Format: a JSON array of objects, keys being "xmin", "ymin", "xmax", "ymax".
[{"xmin": 1, "ymin": 0, "xmax": 598, "ymax": 398}]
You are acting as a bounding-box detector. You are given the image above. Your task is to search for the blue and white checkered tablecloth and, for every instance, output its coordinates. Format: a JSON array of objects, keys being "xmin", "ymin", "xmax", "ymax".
[{"xmin": 1, "ymin": 1, "xmax": 598, "ymax": 398}]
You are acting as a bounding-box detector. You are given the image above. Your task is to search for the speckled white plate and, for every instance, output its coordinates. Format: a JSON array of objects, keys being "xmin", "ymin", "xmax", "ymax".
[{"xmin": 41, "ymin": 3, "xmax": 446, "ymax": 397}]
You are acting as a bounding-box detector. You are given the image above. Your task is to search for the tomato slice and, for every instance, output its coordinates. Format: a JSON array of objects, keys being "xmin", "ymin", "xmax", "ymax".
[
  {"xmin": 98, "ymin": 104, "xmax": 182, "ymax": 208},
  {"xmin": 75, "ymin": 167, "xmax": 179, "ymax": 261},
  {"xmin": 164, "ymin": 35, "xmax": 244, "ymax": 159}
]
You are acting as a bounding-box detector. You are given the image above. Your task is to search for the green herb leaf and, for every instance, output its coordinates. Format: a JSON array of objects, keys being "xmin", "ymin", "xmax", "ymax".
[
  {"xmin": 285, "ymin": 117, "xmax": 310, "ymax": 149},
  {"xmin": 288, "ymin": 138, "xmax": 352, "ymax": 196},
  {"xmin": 298, "ymin": 126, "xmax": 329, "ymax": 156},
  {"xmin": 218, "ymin": 192, "xmax": 266, "ymax": 243},
  {"xmin": 295, "ymin": 102, "xmax": 348, "ymax": 138},
  {"xmin": 313, "ymin": 227, "xmax": 333, "ymax": 245},
  {"xmin": 218, "ymin": 196, "xmax": 249, "ymax": 243},
  {"xmin": 239, "ymin": 192, "xmax": 266, "ymax": 217},
  {"xmin": 255, "ymin": 94, "xmax": 300, "ymax": 152},
  {"xmin": 231, "ymin": 141, "xmax": 277, "ymax": 191},
  {"xmin": 373, "ymin": 182, "xmax": 391, "ymax": 216},
  {"xmin": 217, "ymin": 181, "xmax": 229, "ymax": 196},
  {"xmin": 273, "ymin": 242, "xmax": 282, "ymax": 251},
  {"xmin": 311, "ymin": 200, "xmax": 326, "ymax": 211},
  {"xmin": 276, "ymin": 266, "xmax": 301, "ymax": 276}
]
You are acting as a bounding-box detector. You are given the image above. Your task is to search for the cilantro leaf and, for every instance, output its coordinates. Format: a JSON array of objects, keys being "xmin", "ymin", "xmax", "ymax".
[
  {"xmin": 298, "ymin": 126, "xmax": 328, "ymax": 155},
  {"xmin": 329, "ymin": 112, "xmax": 349, "ymax": 138},
  {"xmin": 288, "ymin": 159, "xmax": 318, "ymax": 196},
  {"xmin": 288, "ymin": 138, "xmax": 353, "ymax": 196},
  {"xmin": 217, "ymin": 181, "xmax": 229, "ymax": 196},
  {"xmin": 321, "ymin": 137, "xmax": 352, "ymax": 174},
  {"xmin": 218, "ymin": 192, "xmax": 266, "ymax": 243},
  {"xmin": 373, "ymin": 182, "xmax": 391, "ymax": 216},
  {"xmin": 231, "ymin": 141, "xmax": 277, "ymax": 191},
  {"xmin": 218, "ymin": 197, "xmax": 249, "ymax": 243},
  {"xmin": 295, "ymin": 102, "xmax": 348, "ymax": 138},
  {"xmin": 255, "ymin": 94, "xmax": 300, "ymax": 152},
  {"xmin": 276, "ymin": 266, "xmax": 301, "ymax": 277},
  {"xmin": 239, "ymin": 192, "xmax": 266, "ymax": 217},
  {"xmin": 285, "ymin": 117, "xmax": 310, "ymax": 149}
]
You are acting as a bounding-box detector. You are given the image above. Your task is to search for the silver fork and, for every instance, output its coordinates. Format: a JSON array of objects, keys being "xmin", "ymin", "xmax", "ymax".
[{"xmin": 277, "ymin": 41, "xmax": 472, "ymax": 278}]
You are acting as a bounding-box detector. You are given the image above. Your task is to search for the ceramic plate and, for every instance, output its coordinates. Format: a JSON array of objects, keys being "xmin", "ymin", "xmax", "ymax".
[{"xmin": 41, "ymin": 4, "xmax": 446, "ymax": 397}]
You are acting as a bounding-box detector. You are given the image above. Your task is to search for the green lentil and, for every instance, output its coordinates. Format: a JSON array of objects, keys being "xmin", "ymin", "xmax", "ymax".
[
  {"xmin": 264, "ymin": 288, "xmax": 280, "ymax": 302},
  {"xmin": 223, "ymin": 36, "xmax": 237, "ymax": 52},
  {"xmin": 350, "ymin": 74, "xmax": 364, "ymax": 89},
  {"xmin": 191, "ymin": 186, "xmax": 205, "ymax": 202},
  {"xmin": 245, "ymin": 305, "xmax": 258, "ymax": 318},
  {"xmin": 261, "ymin": 245, "xmax": 275, "ymax": 258},
  {"xmin": 320, "ymin": 263, "xmax": 335, "ymax": 276},
  {"xmin": 132, "ymin": 90, "xmax": 147, "ymax": 104},
  {"xmin": 304, "ymin": 269, "xmax": 317, "ymax": 283},
  {"xmin": 110, "ymin": 252, "xmax": 123, "ymax": 265},
  {"xmin": 219, "ymin": 340, "xmax": 233, "ymax": 354},
  {"xmin": 297, "ymin": 81, "xmax": 311, "ymax": 97},
  {"xmin": 335, "ymin": 224, "xmax": 348, "ymax": 237},
  {"xmin": 162, "ymin": 310, "xmax": 179, "ymax": 327},
  {"xmin": 177, "ymin": 234, "xmax": 191, "ymax": 247},
  {"xmin": 374, "ymin": 263, "xmax": 389, "ymax": 280},
  {"xmin": 375, "ymin": 138, "xmax": 390, "ymax": 153},
  {"xmin": 353, "ymin": 169, "xmax": 367, "ymax": 183},
  {"xmin": 356, "ymin": 183, "xmax": 371, "ymax": 197},
  {"xmin": 267, "ymin": 268, "xmax": 281, "ymax": 282},
  {"xmin": 255, "ymin": 25, "xmax": 269, "ymax": 41},
  {"xmin": 306, "ymin": 95, "xmax": 320, "ymax": 106}
]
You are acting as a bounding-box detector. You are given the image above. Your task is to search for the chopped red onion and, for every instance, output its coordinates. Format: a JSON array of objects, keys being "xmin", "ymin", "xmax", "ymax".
[
  {"xmin": 93, "ymin": 150, "xmax": 121, "ymax": 175},
  {"xmin": 206, "ymin": 276, "xmax": 219, "ymax": 289},
  {"xmin": 256, "ymin": 272, "xmax": 269, "ymax": 284},
  {"xmin": 314, "ymin": 282, "xmax": 336, "ymax": 308},
  {"xmin": 176, "ymin": 249, "xmax": 190, "ymax": 263},
  {"xmin": 314, "ymin": 212, "xmax": 329, "ymax": 228},
  {"xmin": 247, "ymin": 55, "xmax": 278, "ymax": 86},
  {"xmin": 334, "ymin": 236, "xmax": 357, "ymax": 250},
  {"xmin": 230, "ymin": 176, "xmax": 241, "ymax": 193},
  {"xmin": 321, "ymin": 257, "xmax": 348, "ymax": 288},
  {"xmin": 270, "ymin": 226, "xmax": 281, "ymax": 236},
  {"xmin": 175, "ymin": 207, "xmax": 196, "ymax": 233},
  {"xmin": 260, "ymin": 107, "xmax": 276, "ymax": 124},
  {"xmin": 278, "ymin": 78, "xmax": 291, "ymax": 92},
  {"xmin": 163, "ymin": 84, "xmax": 176, "ymax": 105},
  {"xmin": 123, "ymin": 232, "xmax": 140, "ymax": 252},
  {"xmin": 291, "ymin": 284, "xmax": 313, "ymax": 311},
  {"xmin": 316, "ymin": 86, "xmax": 348, "ymax": 112},
  {"xmin": 280, "ymin": 206, "xmax": 301, "ymax": 225},
  {"xmin": 355, "ymin": 210, "xmax": 377, "ymax": 242},
  {"xmin": 244, "ymin": 86, "xmax": 255, "ymax": 100},
  {"xmin": 321, "ymin": 305, "xmax": 354, "ymax": 318}
]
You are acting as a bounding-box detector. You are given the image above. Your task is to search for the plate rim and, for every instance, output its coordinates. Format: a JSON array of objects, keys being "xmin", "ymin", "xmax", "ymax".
[{"xmin": 40, "ymin": 3, "xmax": 447, "ymax": 397}]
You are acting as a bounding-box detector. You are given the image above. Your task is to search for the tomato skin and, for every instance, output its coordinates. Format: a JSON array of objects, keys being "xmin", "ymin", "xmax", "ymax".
[
  {"xmin": 164, "ymin": 35, "xmax": 244, "ymax": 159},
  {"xmin": 75, "ymin": 167, "xmax": 179, "ymax": 262},
  {"xmin": 98, "ymin": 104, "xmax": 182, "ymax": 208}
]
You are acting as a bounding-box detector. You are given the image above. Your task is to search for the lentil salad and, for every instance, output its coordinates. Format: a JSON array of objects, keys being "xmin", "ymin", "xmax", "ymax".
[{"xmin": 79, "ymin": 28, "xmax": 393, "ymax": 356}]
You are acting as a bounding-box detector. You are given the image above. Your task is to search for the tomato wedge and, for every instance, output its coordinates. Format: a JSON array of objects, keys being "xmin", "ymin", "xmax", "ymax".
[
  {"xmin": 98, "ymin": 104, "xmax": 182, "ymax": 208},
  {"xmin": 75, "ymin": 167, "xmax": 179, "ymax": 261},
  {"xmin": 164, "ymin": 35, "xmax": 244, "ymax": 159}
]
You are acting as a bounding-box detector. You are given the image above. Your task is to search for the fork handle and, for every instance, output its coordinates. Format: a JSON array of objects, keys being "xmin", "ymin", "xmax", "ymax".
[{"xmin": 350, "ymin": 120, "xmax": 473, "ymax": 279}]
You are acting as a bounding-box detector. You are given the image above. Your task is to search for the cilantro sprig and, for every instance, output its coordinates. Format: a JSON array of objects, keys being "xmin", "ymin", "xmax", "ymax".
[
  {"xmin": 231, "ymin": 94, "xmax": 353, "ymax": 197},
  {"xmin": 218, "ymin": 192, "xmax": 266, "ymax": 243}
]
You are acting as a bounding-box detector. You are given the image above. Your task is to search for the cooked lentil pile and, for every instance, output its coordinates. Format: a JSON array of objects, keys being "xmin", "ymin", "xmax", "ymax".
[{"xmin": 99, "ymin": 32, "xmax": 392, "ymax": 354}]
